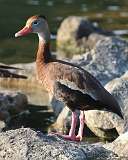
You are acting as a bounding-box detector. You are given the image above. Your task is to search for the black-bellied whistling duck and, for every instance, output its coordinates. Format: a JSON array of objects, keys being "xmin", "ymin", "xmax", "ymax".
[
  {"xmin": 0, "ymin": 65, "xmax": 27, "ymax": 79},
  {"xmin": 15, "ymin": 15, "xmax": 123, "ymax": 141}
]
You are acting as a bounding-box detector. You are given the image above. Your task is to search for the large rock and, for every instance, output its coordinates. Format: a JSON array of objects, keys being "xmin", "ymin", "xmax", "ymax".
[
  {"xmin": 84, "ymin": 111, "xmax": 124, "ymax": 139},
  {"xmin": 0, "ymin": 128, "xmax": 117, "ymax": 160},
  {"xmin": 72, "ymin": 36, "xmax": 128, "ymax": 85},
  {"xmin": 0, "ymin": 91, "xmax": 27, "ymax": 117},
  {"xmin": 105, "ymin": 132, "xmax": 128, "ymax": 158},
  {"xmin": 105, "ymin": 71, "xmax": 128, "ymax": 118},
  {"xmin": 49, "ymin": 106, "xmax": 70, "ymax": 133},
  {"xmin": 0, "ymin": 91, "xmax": 28, "ymax": 131},
  {"xmin": 105, "ymin": 72, "xmax": 128, "ymax": 130},
  {"xmin": 57, "ymin": 16, "xmax": 112, "ymax": 58}
]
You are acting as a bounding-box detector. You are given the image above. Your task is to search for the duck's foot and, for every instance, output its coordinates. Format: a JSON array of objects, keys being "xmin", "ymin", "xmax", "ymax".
[
  {"xmin": 76, "ymin": 135, "xmax": 82, "ymax": 141},
  {"xmin": 49, "ymin": 132, "xmax": 81, "ymax": 141},
  {"xmin": 62, "ymin": 134, "xmax": 81, "ymax": 141},
  {"xmin": 49, "ymin": 111, "xmax": 84, "ymax": 142}
]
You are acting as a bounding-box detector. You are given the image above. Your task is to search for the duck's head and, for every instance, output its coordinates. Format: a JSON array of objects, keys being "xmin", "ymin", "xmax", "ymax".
[{"xmin": 15, "ymin": 15, "xmax": 50, "ymax": 42}]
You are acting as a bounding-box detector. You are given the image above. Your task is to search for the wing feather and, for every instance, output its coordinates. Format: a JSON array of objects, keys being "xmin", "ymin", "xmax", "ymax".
[
  {"xmin": 45, "ymin": 60, "xmax": 123, "ymax": 118},
  {"xmin": 48, "ymin": 61, "xmax": 103, "ymax": 101}
]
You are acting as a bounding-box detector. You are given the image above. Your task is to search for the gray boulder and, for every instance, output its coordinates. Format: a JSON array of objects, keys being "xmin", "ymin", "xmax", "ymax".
[
  {"xmin": 105, "ymin": 72, "xmax": 128, "ymax": 131},
  {"xmin": 0, "ymin": 91, "xmax": 27, "ymax": 116},
  {"xmin": 0, "ymin": 128, "xmax": 117, "ymax": 160},
  {"xmin": 72, "ymin": 36, "xmax": 128, "ymax": 85},
  {"xmin": 84, "ymin": 111, "xmax": 124, "ymax": 139},
  {"xmin": 105, "ymin": 132, "xmax": 128, "ymax": 159},
  {"xmin": 0, "ymin": 91, "xmax": 28, "ymax": 131},
  {"xmin": 105, "ymin": 71, "xmax": 128, "ymax": 118},
  {"xmin": 57, "ymin": 16, "xmax": 113, "ymax": 58}
]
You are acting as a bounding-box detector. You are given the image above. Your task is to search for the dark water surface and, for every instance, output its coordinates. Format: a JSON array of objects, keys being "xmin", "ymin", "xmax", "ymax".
[{"xmin": 0, "ymin": 0, "xmax": 128, "ymax": 63}]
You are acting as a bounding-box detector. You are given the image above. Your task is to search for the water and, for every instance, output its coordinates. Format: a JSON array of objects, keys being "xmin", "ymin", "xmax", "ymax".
[{"xmin": 0, "ymin": 0, "xmax": 128, "ymax": 63}]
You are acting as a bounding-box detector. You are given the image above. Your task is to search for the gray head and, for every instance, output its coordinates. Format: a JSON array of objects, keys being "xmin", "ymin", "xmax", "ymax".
[{"xmin": 15, "ymin": 15, "xmax": 50, "ymax": 42}]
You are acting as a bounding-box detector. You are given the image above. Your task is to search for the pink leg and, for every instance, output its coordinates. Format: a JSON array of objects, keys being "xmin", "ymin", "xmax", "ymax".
[
  {"xmin": 50, "ymin": 111, "xmax": 79, "ymax": 141},
  {"xmin": 62, "ymin": 111, "xmax": 78, "ymax": 141},
  {"xmin": 76, "ymin": 111, "xmax": 85, "ymax": 141},
  {"xmin": 50, "ymin": 111, "xmax": 85, "ymax": 141}
]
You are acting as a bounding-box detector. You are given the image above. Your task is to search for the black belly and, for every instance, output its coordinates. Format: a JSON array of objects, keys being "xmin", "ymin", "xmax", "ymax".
[{"xmin": 53, "ymin": 82, "xmax": 105, "ymax": 112}]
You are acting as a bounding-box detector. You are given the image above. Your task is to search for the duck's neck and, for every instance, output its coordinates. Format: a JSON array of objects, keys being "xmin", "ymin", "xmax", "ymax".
[{"xmin": 36, "ymin": 32, "xmax": 52, "ymax": 64}]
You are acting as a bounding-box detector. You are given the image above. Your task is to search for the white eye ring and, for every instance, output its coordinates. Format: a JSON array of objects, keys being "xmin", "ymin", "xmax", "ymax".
[{"xmin": 33, "ymin": 21, "xmax": 38, "ymax": 25}]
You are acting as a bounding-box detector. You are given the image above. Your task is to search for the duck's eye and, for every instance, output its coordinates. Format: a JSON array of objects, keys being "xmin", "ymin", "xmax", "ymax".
[{"xmin": 33, "ymin": 21, "xmax": 38, "ymax": 25}]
